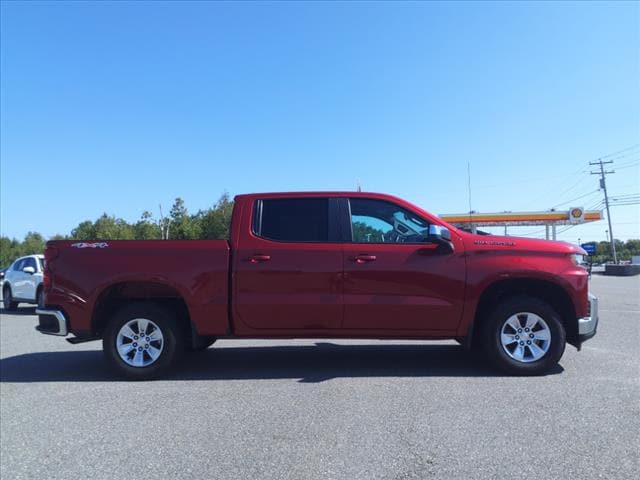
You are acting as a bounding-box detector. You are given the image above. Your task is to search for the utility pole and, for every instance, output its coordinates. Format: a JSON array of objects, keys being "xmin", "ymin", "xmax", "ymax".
[{"xmin": 590, "ymin": 159, "xmax": 617, "ymax": 263}]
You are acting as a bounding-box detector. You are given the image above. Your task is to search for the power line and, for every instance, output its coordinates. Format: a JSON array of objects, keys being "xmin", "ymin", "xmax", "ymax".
[
  {"xmin": 551, "ymin": 189, "xmax": 600, "ymax": 209},
  {"xmin": 615, "ymin": 162, "xmax": 640, "ymax": 171},
  {"xmin": 598, "ymin": 144, "xmax": 639, "ymax": 160}
]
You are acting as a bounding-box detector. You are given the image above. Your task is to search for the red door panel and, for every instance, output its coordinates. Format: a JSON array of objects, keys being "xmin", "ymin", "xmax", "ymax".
[
  {"xmin": 232, "ymin": 197, "xmax": 343, "ymax": 331},
  {"xmin": 234, "ymin": 242, "xmax": 343, "ymax": 330},
  {"xmin": 343, "ymin": 243, "xmax": 466, "ymax": 331}
]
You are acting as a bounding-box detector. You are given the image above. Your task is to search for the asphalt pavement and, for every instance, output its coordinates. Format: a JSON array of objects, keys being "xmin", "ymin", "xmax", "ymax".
[{"xmin": 1, "ymin": 274, "xmax": 638, "ymax": 479}]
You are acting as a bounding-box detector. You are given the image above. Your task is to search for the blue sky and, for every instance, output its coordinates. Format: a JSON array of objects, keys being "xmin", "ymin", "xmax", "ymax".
[{"xmin": 1, "ymin": 1, "xmax": 638, "ymax": 242}]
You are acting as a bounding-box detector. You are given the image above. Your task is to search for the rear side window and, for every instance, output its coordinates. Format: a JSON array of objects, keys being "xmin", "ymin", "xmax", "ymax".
[{"xmin": 255, "ymin": 198, "xmax": 329, "ymax": 242}]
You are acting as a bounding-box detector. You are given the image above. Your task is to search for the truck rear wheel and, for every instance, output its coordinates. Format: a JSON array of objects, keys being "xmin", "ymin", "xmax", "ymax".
[
  {"xmin": 481, "ymin": 295, "xmax": 566, "ymax": 375},
  {"xmin": 103, "ymin": 302, "xmax": 184, "ymax": 380}
]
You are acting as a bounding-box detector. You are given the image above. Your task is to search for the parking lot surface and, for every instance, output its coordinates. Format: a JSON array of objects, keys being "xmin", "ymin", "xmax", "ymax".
[{"xmin": 1, "ymin": 274, "xmax": 639, "ymax": 479}]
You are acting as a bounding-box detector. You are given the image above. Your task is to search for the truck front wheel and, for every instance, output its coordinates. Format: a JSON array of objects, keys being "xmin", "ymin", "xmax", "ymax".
[
  {"xmin": 103, "ymin": 302, "xmax": 184, "ymax": 380},
  {"xmin": 481, "ymin": 295, "xmax": 566, "ymax": 375}
]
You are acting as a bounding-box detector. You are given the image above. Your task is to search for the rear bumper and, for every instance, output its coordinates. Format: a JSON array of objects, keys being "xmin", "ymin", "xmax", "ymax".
[
  {"xmin": 35, "ymin": 309, "xmax": 69, "ymax": 336},
  {"xmin": 577, "ymin": 293, "xmax": 598, "ymax": 343}
]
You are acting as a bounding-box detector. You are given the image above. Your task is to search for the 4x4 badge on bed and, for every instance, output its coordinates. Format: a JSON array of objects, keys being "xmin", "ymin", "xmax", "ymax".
[{"xmin": 70, "ymin": 242, "xmax": 109, "ymax": 249}]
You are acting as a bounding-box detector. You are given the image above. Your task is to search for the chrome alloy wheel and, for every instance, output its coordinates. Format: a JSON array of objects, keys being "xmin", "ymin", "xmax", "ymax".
[
  {"xmin": 500, "ymin": 312, "xmax": 551, "ymax": 363},
  {"xmin": 116, "ymin": 318, "xmax": 164, "ymax": 367}
]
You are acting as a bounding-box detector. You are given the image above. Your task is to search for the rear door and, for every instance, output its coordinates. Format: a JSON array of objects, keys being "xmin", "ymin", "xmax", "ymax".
[
  {"xmin": 342, "ymin": 197, "xmax": 466, "ymax": 332},
  {"xmin": 233, "ymin": 197, "xmax": 343, "ymax": 331}
]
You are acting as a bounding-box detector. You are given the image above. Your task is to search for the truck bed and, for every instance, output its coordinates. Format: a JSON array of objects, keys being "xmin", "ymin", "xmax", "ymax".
[{"xmin": 44, "ymin": 240, "xmax": 230, "ymax": 337}]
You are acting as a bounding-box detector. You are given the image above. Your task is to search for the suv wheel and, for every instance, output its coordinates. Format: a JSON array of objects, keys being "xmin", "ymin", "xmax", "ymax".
[
  {"xmin": 3, "ymin": 286, "xmax": 18, "ymax": 311},
  {"xmin": 103, "ymin": 302, "xmax": 184, "ymax": 380},
  {"xmin": 482, "ymin": 295, "xmax": 566, "ymax": 375}
]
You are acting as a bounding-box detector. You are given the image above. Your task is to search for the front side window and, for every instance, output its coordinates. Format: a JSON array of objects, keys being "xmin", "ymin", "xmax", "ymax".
[
  {"xmin": 256, "ymin": 198, "xmax": 329, "ymax": 242},
  {"xmin": 23, "ymin": 257, "xmax": 37, "ymax": 270},
  {"xmin": 349, "ymin": 198, "xmax": 430, "ymax": 243},
  {"xmin": 13, "ymin": 259, "xmax": 25, "ymax": 271}
]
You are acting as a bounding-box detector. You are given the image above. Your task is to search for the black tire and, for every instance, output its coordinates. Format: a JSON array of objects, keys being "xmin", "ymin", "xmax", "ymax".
[
  {"xmin": 3, "ymin": 286, "xmax": 18, "ymax": 311},
  {"xmin": 481, "ymin": 295, "xmax": 566, "ymax": 375},
  {"xmin": 36, "ymin": 288, "xmax": 44, "ymax": 308},
  {"xmin": 103, "ymin": 302, "xmax": 184, "ymax": 380},
  {"xmin": 188, "ymin": 336, "xmax": 217, "ymax": 352}
]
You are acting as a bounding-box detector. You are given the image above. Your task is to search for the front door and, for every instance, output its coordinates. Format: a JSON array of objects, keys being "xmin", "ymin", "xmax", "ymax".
[
  {"xmin": 342, "ymin": 198, "xmax": 466, "ymax": 332},
  {"xmin": 10, "ymin": 258, "xmax": 27, "ymax": 299},
  {"xmin": 234, "ymin": 197, "xmax": 343, "ymax": 331}
]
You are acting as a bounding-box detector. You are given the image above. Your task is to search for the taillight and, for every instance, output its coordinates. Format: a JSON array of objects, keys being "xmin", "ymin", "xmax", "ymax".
[{"xmin": 43, "ymin": 245, "xmax": 59, "ymax": 292}]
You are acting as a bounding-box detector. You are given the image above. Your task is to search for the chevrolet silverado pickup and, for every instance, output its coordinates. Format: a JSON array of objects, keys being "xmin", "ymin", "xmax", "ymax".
[{"xmin": 36, "ymin": 192, "xmax": 598, "ymax": 379}]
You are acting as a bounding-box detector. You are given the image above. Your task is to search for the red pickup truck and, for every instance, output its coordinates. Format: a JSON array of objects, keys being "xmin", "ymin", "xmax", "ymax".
[{"xmin": 36, "ymin": 192, "xmax": 598, "ymax": 379}]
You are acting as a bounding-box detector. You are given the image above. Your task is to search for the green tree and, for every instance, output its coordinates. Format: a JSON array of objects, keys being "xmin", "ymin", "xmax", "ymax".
[
  {"xmin": 70, "ymin": 215, "xmax": 134, "ymax": 240},
  {"xmin": 169, "ymin": 197, "xmax": 201, "ymax": 239},
  {"xmin": 134, "ymin": 211, "xmax": 161, "ymax": 240},
  {"xmin": 0, "ymin": 237, "xmax": 21, "ymax": 267},
  {"xmin": 93, "ymin": 214, "xmax": 135, "ymax": 240},
  {"xmin": 21, "ymin": 232, "xmax": 46, "ymax": 255},
  {"xmin": 71, "ymin": 220, "xmax": 96, "ymax": 240},
  {"xmin": 199, "ymin": 193, "xmax": 234, "ymax": 240}
]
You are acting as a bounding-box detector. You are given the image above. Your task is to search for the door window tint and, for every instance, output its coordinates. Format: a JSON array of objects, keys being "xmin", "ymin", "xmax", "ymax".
[
  {"xmin": 349, "ymin": 198, "xmax": 430, "ymax": 243},
  {"xmin": 13, "ymin": 259, "xmax": 25, "ymax": 271},
  {"xmin": 23, "ymin": 257, "xmax": 37, "ymax": 270},
  {"xmin": 257, "ymin": 198, "xmax": 329, "ymax": 242}
]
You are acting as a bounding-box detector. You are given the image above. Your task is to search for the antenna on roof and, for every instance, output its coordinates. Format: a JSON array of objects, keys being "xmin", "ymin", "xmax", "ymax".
[
  {"xmin": 356, "ymin": 179, "xmax": 362, "ymax": 192},
  {"xmin": 467, "ymin": 160, "xmax": 476, "ymax": 233}
]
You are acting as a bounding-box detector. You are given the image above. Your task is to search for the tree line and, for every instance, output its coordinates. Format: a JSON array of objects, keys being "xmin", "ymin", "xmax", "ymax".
[
  {"xmin": 587, "ymin": 239, "xmax": 640, "ymax": 264},
  {"xmin": 1, "ymin": 193, "xmax": 639, "ymax": 267},
  {"xmin": 1, "ymin": 194, "xmax": 233, "ymax": 267}
]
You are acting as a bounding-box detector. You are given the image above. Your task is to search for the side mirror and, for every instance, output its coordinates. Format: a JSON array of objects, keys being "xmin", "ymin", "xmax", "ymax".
[
  {"xmin": 428, "ymin": 225, "xmax": 452, "ymax": 242},
  {"xmin": 427, "ymin": 225, "xmax": 454, "ymax": 254},
  {"xmin": 23, "ymin": 266, "xmax": 36, "ymax": 275}
]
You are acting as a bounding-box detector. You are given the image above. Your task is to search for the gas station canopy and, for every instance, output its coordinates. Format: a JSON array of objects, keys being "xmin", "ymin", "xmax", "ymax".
[
  {"xmin": 440, "ymin": 208, "xmax": 603, "ymax": 227},
  {"xmin": 439, "ymin": 208, "xmax": 603, "ymax": 240}
]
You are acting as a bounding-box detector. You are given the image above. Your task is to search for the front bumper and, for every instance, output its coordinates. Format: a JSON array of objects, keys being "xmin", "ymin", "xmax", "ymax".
[
  {"xmin": 577, "ymin": 293, "xmax": 598, "ymax": 343},
  {"xmin": 35, "ymin": 309, "xmax": 69, "ymax": 336}
]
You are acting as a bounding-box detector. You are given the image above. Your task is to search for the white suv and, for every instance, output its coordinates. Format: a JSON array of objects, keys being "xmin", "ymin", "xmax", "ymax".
[{"xmin": 2, "ymin": 254, "xmax": 45, "ymax": 310}]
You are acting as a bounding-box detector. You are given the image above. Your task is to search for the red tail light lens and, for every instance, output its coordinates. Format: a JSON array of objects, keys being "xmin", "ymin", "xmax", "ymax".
[{"xmin": 43, "ymin": 245, "xmax": 59, "ymax": 292}]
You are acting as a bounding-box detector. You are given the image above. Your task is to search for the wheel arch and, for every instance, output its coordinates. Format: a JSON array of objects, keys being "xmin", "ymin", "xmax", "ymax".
[
  {"xmin": 91, "ymin": 281, "xmax": 194, "ymax": 344},
  {"xmin": 470, "ymin": 278, "xmax": 577, "ymax": 349}
]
